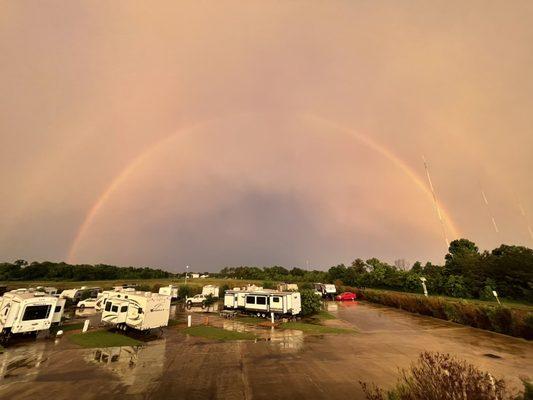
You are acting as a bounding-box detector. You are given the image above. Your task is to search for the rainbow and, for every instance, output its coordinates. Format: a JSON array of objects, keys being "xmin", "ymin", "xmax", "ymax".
[{"xmin": 67, "ymin": 114, "xmax": 460, "ymax": 263}]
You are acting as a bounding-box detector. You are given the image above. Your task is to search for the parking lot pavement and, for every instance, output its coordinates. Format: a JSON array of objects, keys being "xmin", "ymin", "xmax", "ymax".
[{"xmin": 0, "ymin": 302, "xmax": 531, "ymax": 400}]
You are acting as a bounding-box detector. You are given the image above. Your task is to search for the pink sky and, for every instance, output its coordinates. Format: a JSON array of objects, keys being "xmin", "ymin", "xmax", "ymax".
[{"xmin": 1, "ymin": 1, "xmax": 533, "ymax": 271}]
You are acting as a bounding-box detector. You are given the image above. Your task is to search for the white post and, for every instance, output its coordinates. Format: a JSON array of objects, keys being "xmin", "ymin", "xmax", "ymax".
[
  {"xmin": 187, "ymin": 315, "xmax": 192, "ymax": 327},
  {"xmin": 82, "ymin": 319, "xmax": 90, "ymax": 333},
  {"xmin": 420, "ymin": 277, "xmax": 428, "ymax": 297},
  {"xmin": 270, "ymin": 312, "xmax": 275, "ymax": 324},
  {"xmin": 492, "ymin": 291, "xmax": 501, "ymax": 306}
]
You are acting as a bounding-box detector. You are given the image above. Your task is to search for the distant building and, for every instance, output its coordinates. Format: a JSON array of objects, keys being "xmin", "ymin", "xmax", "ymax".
[{"xmin": 190, "ymin": 273, "xmax": 200, "ymax": 279}]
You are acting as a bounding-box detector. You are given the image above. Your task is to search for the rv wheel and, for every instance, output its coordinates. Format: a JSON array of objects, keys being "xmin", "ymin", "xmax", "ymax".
[{"xmin": 79, "ymin": 304, "xmax": 85, "ymax": 310}]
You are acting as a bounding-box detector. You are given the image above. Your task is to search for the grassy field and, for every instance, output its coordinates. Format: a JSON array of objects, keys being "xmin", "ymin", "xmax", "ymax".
[
  {"xmin": 355, "ymin": 287, "xmax": 533, "ymax": 312},
  {"xmin": 280, "ymin": 321, "xmax": 356, "ymax": 335},
  {"xmin": 181, "ymin": 325, "xmax": 256, "ymax": 341},
  {"xmin": 0, "ymin": 277, "xmax": 264, "ymax": 291},
  {"xmin": 69, "ymin": 330, "xmax": 143, "ymax": 348}
]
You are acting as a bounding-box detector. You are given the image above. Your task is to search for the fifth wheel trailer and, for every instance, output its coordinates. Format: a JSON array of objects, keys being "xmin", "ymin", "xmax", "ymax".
[
  {"xmin": 0, "ymin": 290, "xmax": 64, "ymax": 344},
  {"xmin": 101, "ymin": 291, "xmax": 171, "ymax": 332},
  {"xmin": 224, "ymin": 290, "xmax": 301, "ymax": 318}
]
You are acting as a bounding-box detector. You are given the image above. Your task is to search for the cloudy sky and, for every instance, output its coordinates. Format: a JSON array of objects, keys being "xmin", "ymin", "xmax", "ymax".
[{"xmin": 1, "ymin": 1, "xmax": 532, "ymax": 271}]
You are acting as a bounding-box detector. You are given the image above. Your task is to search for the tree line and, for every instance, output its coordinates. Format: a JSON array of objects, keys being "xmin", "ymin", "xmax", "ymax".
[
  {"xmin": 1, "ymin": 239, "xmax": 532, "ymax": 302},
  {"xmin": 0, "ymin": 260, "xmax": 174, "ymax": 281}
]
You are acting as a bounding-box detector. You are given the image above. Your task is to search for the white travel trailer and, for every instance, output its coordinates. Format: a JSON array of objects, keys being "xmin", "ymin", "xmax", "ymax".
[
  {"xmin": 101, "ymin": 291, "xmax": 171, "ymax": 332},
  {"xmin": 224, "ymin": 290, "xmax": 301, "ymax": 318},
  {"xmin": 158, "ymin": 285, "xmax": 179, "ymax": 299},
  {"xmin": 51, "ymin": 297, "xmax": 66, "ymax": 325},
  {"xmin": 201, "ymin": 285, "xmax": 219, "ymax": 298},
  {"xmin": 277, "ymin": 283, "xmax": 299, "ymax": 292},
  {"xmin": 314, "ymin": 283, "xmax": 337, "ymax": 299},
  {"xmin": 60, "ymin": 286, "xmax": 102, "ymax": 302},
  {"xmin": 0, "ymin": 291, "xmax": 62, "ymax": 343}
]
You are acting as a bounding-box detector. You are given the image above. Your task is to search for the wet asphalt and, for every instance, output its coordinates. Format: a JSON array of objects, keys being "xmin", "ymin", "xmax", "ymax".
[{"xmin": 0, "ymin": 302, "xmax": 531, "ymax": 400}]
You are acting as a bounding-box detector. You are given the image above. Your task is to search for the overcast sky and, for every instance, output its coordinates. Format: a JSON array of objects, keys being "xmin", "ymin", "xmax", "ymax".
[{"xmin": 1, "ymin": 1, "xmax": 533, "ymax": 272}]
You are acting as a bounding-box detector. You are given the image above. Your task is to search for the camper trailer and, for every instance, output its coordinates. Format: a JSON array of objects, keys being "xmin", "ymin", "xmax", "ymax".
[
  {"xmin": 224, "ymin": 289, "xmax": 301, "ymax": 318},
  {"xmin": 0, "ymin": 291, "xmax": 62, "ymax": 343},
  {"xmin": 101, "ymin": 291, "xmax": 171, "ymax": 332},
  {"xmin": 277, "ymin": 283, "xmax": 299, "ymax": 292},
  {"xmin": 314, "ymin": 283, "xmax": 337, "ymax": 299},
  {"xmin": 51, "ymin": 297, "xmax": 66, "ymax": 325},
  {"xmin": 201, "ymin": 285, "xmax": 220, "ymax": 298},
  {"xmin": 60, "ymin": 286, "xmax": 102, "ymax": 302},
  {"xmin": 158, "ymin": 285, "xmax": 179, "ymax": 299}
]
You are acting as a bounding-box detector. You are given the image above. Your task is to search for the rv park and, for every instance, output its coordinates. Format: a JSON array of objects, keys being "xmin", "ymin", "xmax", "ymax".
[{"xmin": 0, "ymin": 278, "xmax": 531, "ymax": 400}]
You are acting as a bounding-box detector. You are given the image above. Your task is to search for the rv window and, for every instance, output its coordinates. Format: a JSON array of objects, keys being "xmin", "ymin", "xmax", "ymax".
[
  {"xmin": 138, "ymin": 308, "xmax": 143, "ymax": 314},
  {"xmin": 105, "ymin": 302, "xmax": 112, "ymax": 312},
  {"xmin": 256, "ymin": 297, "xmax": 266, "ymax": 305},
  {"xmin": 111, "ymin": 305, "xmax": 118, "ymax": 313},
  {"xmin": 54, "ymin": 305, "xmax": 62, "ymax": 313},
  {"xmin": 22, "ymin": 305, "xmax": 51, "ymax": 321},
  {"xmin": 246, "ymin": 296, "xmax": 255, "ymax": 304},
  {"xmin": 272, "ymin": 297, "xmax": 280, "ymax": 303},
  {"xmin": 120, "ymin": 306, "xmax": 128, "ymax": 313}
]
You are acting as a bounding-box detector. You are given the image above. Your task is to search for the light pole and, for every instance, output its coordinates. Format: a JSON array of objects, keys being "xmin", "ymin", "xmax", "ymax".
[
  {"xmin": 492, "ymin": 290, "xmax": 501, "ymax": 306},
  {"xmin": 420, "ymin": 277, "xmax": 428, "ymax": 297},
  {"xmin": 185, "ymin": 265, "xmax": 189, "ymax": 285}
]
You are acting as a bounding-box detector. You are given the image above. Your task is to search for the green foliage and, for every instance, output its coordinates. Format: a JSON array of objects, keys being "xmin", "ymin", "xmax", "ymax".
[
  {"xmin": 361, "ymin": 352, "xmax": 518, "ymax": 400},
  {"xmin": 354, "ymin": 288, "xmax": 533, "ymax": 340},
  {"xmin": 300, "ymin": 289, "xmax": 322, "ymax": 316},
  {"xmin": 0, "ymin": 261, "xmax": 173, "ymax": 281},
  {"xmin": 262, "ymin": 281, "xmax": 275, "ymax": 289},
  {"xmin": 69, "ymin": 331, "xmax": 142, "ymax": 348}
]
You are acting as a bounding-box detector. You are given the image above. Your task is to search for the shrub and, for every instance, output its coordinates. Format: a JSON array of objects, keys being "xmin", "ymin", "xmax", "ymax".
[
  {"xmin": 360, "ymin": 352, "xmax": 520, "ymax": 400},
  {"xmin": 300, "ymin": 289, "xmax": 322, "ymax": 316},
  {"xmin": 355, "ymin": 289, "xmax": 532, "ymax": 339},
  {"xmin": 262, "ymin": 281, "xmax": 275, "ymax": 289}
]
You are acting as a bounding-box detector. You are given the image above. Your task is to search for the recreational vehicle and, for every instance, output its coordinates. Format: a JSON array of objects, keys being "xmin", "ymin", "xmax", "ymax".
[
  {"xmin": 60, "ymin": 286, "xmax": 102, "ymax": 302},
  {"xmin": 201, "ymin": 285, "xmax": 220, "ymax": 298},
  {"xmin": 277, "ymin": 283, "xmax": 298, "ymax": 292},
  {"xmin": 101, "ymin": 291, "xmax": 171, "ymax": 332},
  {"xmin": 224, "ymin": 289, "xmax": 301, "ymax": 318},
  {"xmin": 0, "ymin": 291, "xmax": 62, "ymax": 343},
  {"xmin": 314, "ymin": 283, "xmax": 337, "ymax": 299},
  {"xmin": 158, "ymin": 285, "xmax": 179, "ymax": 299}
]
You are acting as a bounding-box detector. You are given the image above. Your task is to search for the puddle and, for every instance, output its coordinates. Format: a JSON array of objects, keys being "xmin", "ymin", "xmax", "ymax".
[
  {"xmin": 221, "ymin": 319, "xmax": 304, "ymax": 351},
  {"xmin": 0, "ymin": 342, "xmax": 48, "ymax": 382},
  {"xmin": 85, "ymin": 340, "xmax": 167, "ymax": 393}
]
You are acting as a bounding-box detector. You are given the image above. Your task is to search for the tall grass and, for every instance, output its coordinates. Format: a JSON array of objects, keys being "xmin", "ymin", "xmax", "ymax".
[
  {"xmin": 349, "ymin": 287, "xmax": 533, "ymax": 340},
  {"xmin": 360, "ymin": 352, "xmax": 530, "ymax": 400}
]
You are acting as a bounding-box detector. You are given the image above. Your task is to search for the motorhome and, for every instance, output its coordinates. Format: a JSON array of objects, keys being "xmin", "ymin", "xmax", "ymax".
[
  {"xmin": 314, "ymin": 283, "xmax": 337, "ymax": 299},
  {"xmin": 224, "ymin": 289, "xmax": 301, "ymax": 318},
  {"xmin": 34, "ymin": 286, "xmax": 58, "ymax": 295},
  {"xmin": 158, "ymin": 285, "xmax": 179, "ymax": 299},
  {"xmin": 0, "ymin": 291, "xmax": 62, "ymax": 343},
  {"xmin": 201, "ymin": 285, "xmax": 219, "ymax": 298},
  {"xmin": 60, "ymin": 286, "xmax": 102, "ymax": 302},
  {"xmin": 101, "ymin": 291, "xmax": 171, "ymax": 332},
  {"xmin": 277, "ymin": 283, "xmax": 298, "ymax": 292}
]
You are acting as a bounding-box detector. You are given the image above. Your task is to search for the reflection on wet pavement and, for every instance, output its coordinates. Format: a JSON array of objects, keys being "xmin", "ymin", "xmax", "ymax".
[
  {"xmin": 86, "ymin": 341, "xmax": 167, "ymax": 394},
  {"xmin": 0, "ymin": 302, "xmax": 531, "ymax": 400}
]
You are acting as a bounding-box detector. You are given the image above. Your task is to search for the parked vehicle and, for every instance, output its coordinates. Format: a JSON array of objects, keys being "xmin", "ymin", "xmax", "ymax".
[
  {"xmin": 201, "ymin": 285, "xmax": 219, "ymax": 298},
  {"xmin": 277, "ymin": 283, "xmax": 298, "ymax": 292},
  {"xmin": 77, "ymin": 297, "xmax": 99, "ymax": 309},
  {"xmin": 185, "ymin": 294, "xmax": 209, "ymax": 307},
  {"xmin": 60, "ymin": 286, "xmax": 102, "ymax": 302},
  {"xmin": 335, "ymin": 292, "xmax": 356, "ymax": 301},
  {"xmin": 224, "ymin": 289, "xmax": 301, "ymax": 318},
  {"xmin": 159, "ymin": 285, "xmax": 179, "ymax": 299},
  {"xmin": 314, "ymin": 283, "xmax": 337, "ymax": 299},
  {"xmin": 34, "ymin": 286, "xmax": 58, "ymax": 295},
  {"xmin": 52, "ymin": 297, "xmax": 66, "ymax": 325},
  {"xmin": 101, "ymin": 291, "xmax": 171, "ymax": 332},
  {"xmin": 0, "ymin": 290, "xmax": 64, "ymax": 344}
]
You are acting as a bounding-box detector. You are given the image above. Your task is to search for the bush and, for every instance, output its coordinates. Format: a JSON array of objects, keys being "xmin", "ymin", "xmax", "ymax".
[
  {"xmin": 300, "ymin": 289, "xmax": 322, "ymax": 316},
  {"xmin": 355, "ymin": 289, "xmax": 532, "ymax": 339},
  {"xmin": 360, "ymin": 352, "xmax": 521, "ymax": 400}
]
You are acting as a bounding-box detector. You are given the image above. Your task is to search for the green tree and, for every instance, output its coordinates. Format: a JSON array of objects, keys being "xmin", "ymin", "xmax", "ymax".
[{"xmin": 300, "ymin": 289, "xmax": 321, "ymax": 316}]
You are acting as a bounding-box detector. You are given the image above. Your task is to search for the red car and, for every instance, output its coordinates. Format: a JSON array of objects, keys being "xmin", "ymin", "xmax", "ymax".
[{"xmin": 336, "ymin": 292, "xmax": 356, "ymax": 301}]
